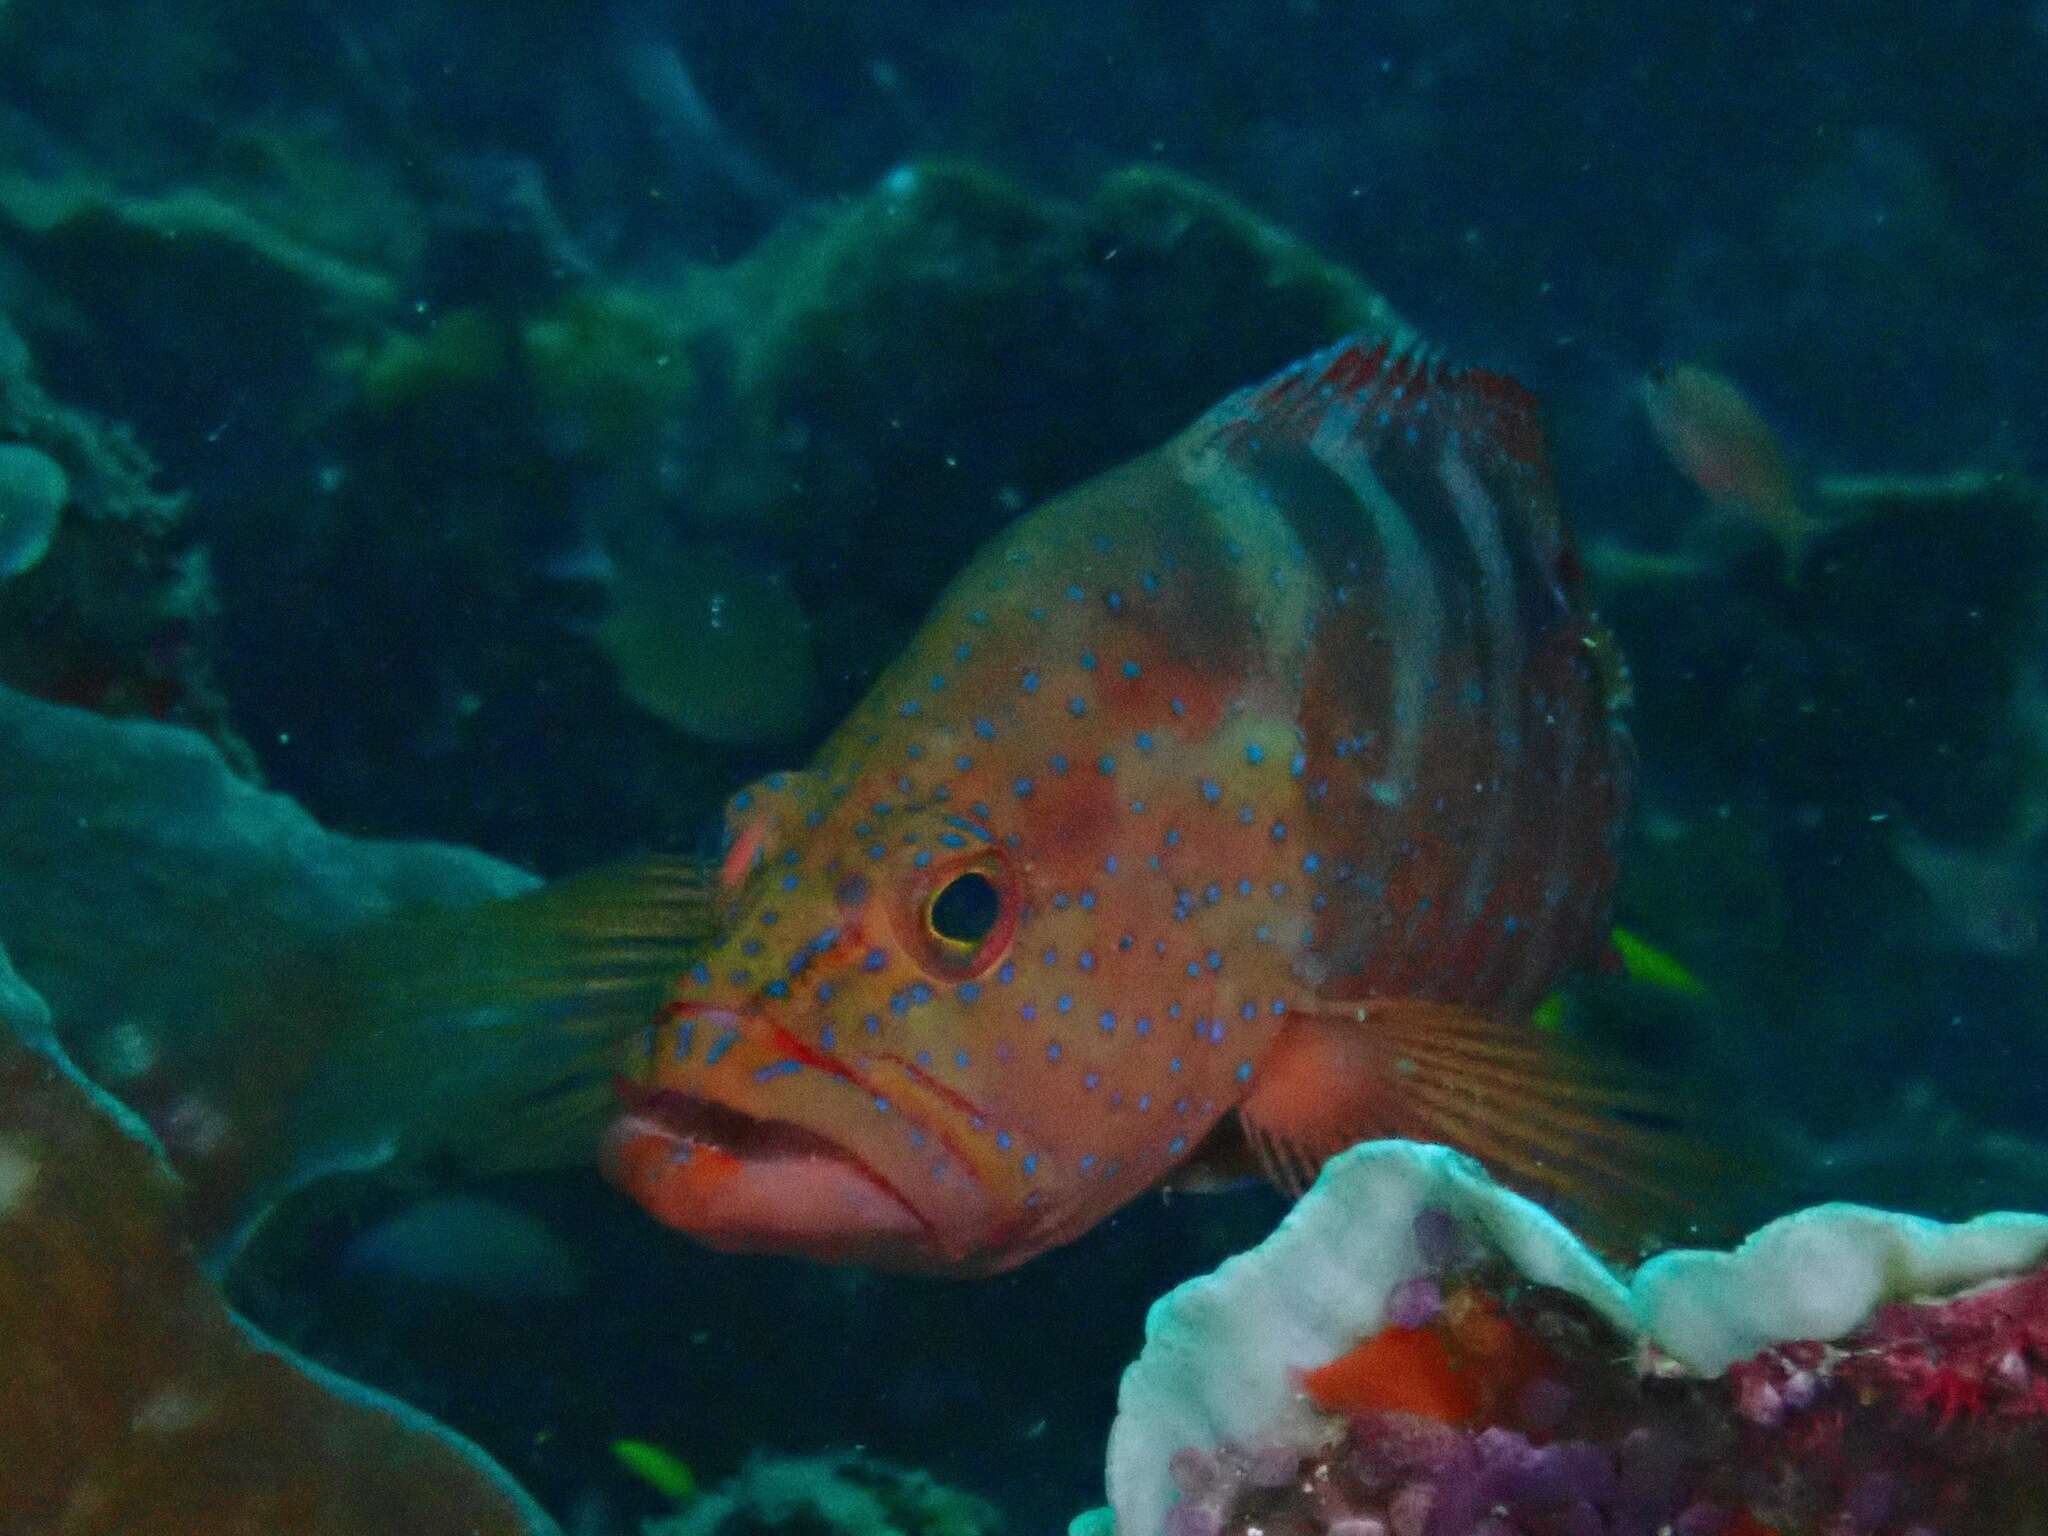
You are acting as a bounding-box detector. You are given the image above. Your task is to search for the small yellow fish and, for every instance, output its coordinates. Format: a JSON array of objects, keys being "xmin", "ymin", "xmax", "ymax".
[
  {"xmin": 1608, "ymin": 925, "xmax": 1706, "ymax": 998},
  {"xmin": 612, "ymin": 1438, "xmax": 697, "ymax": 1503},
  {"xmin": 1530, "ymin": 925, "xmax": 1702, "ymax": 1035}
]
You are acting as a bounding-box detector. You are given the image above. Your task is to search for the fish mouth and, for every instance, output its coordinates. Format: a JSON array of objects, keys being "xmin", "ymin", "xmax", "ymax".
[{"xmin": 603, "ymin": 1084, "xmax": 933, "ymax": 1264}]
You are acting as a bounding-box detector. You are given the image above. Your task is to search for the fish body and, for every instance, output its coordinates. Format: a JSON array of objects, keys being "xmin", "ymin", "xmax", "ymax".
[{"xmin": 602, "ymin": 337, "xmax": 1635, "ymax": 1274}]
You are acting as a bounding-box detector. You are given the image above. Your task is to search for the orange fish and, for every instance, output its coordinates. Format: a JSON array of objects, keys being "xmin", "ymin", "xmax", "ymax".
[
  {"xmin": 350, "ymin": 336, "xmax": 1651, "ymax": 1276},
  {"xmin": 1640, "ymin": 364, "xmax": 1813, "ymax": 579}
]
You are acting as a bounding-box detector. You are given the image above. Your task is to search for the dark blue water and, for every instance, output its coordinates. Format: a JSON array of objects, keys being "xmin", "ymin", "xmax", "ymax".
[{"xmin": 2, "ymin": 3, "xmax": 2043, "ymax": 1530}]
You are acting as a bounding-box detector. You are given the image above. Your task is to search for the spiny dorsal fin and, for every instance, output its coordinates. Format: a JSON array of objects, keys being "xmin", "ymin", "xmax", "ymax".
[
  {"xmin": 1205, "ymin": 336, "xmax": 1550, "ymax": 470},
  {"xmin": 1193, "ymin": 335, "xmax": 1575, "ymax": 596}
]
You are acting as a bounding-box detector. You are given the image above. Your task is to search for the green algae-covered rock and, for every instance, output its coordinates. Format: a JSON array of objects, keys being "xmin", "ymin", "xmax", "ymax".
[
  {"xmin": 0, "ymin": 440, "xmax": 65, "ymax": 578},
  {"xmin": 0, "ymin": 946, "xmax": 562, "ymax": 1536},
  {"xmin": 262, "ymin": 159, "xmax": 1404, "ymax": 866},
  {"xmin": 0, "ymin": 682, "xmax": 534, "ymax": 1248},
  {"xmin": 0, "ymin": 173, "xmax": 397, "ymax": 318},
  {"xmin": 674, "ymin": 160, "xmax": 1404, "ymax": 624},
  {"xmin": 0, "ymin": 316, "xmax": 249, "ymax": 766}
]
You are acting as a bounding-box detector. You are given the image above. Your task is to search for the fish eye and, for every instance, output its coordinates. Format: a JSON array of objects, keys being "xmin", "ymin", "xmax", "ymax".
[
  {"xmin": 899, "ymin": 851, "xmax": 1018, "ymax": 981},
  {"xmin": 927, "ymin": 871, "xmax": 1001, "ymax": 947}
]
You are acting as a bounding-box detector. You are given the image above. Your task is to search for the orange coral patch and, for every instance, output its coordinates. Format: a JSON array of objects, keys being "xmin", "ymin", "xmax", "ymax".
[
  {"xmin": 1301, "ymin": 1287, "xmax": 1558, "ymax": 1429},
  {"xmin": 1301, "ymin": 1325, "xmax": 1484, "ymax": 1424}
]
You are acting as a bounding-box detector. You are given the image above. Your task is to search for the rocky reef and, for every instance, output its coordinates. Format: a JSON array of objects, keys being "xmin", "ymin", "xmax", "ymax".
[
  {"xmin": 0, "ymin": 314, "xmax": 245, "ymax": 766},
  {"xmin": 1074, "ymin": 1142, "xmax": 2048, "ymax": 1536},
  {"xmin": 648, "ymin": 1451, "xmax": 1004, "ymax": 1536},
  {"xmin": 0, "ymin": 3, "xmax": 2044, "ymax": 1528},
  {"xmin": 0, "ymin": 945, "xmax": 560, "ymax": 1536}
]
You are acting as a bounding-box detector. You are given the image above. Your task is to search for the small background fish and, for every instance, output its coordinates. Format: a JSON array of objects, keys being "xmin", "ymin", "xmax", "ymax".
[{"xmin": 1640, "ymin": 364, "xmax": 1816, "ymax": 580}]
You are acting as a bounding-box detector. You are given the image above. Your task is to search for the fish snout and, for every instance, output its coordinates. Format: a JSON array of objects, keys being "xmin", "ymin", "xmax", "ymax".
[{"xmin": 604, "ymin": 1002, "xmax": 997, "ymax": 1270}]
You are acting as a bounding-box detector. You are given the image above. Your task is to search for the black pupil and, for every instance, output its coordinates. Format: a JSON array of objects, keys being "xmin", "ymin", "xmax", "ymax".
[{"xmin": 929, "ymin": 871, "xmax": 1001, "ymax": 946}]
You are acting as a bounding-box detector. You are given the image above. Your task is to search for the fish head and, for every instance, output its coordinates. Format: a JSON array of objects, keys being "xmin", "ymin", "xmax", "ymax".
[
  {"xmin": 605, "ymin": 677, "xmax": 1276, "ymax": 1273},
  {"xmin": 606, "ymin": 768, "xmax": 1063, "ymax": 1273},
  {"xmin": 601, "ymin": 463, "xmax": 1319, "ymax": 1270}
]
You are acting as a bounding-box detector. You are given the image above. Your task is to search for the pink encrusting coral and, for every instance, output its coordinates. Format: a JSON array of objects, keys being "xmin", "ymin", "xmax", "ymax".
[
  {"xmin": 1165, "ymin": 1219, "xmax": 2048, "ymax": 1536},
  {"xmin": 1712, "ymin": 1264, "xmax": 2048, "ymax": 1534},
  {"xmin": 1833, "ymin": 1265, "xmax": 2048, "ymax": 1423}
]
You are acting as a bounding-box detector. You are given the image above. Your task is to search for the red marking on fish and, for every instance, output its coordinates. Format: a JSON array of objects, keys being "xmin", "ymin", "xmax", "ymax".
[{"xmin": 611, "ymin": 335, "xmax": 1633, "ymax": 1273}]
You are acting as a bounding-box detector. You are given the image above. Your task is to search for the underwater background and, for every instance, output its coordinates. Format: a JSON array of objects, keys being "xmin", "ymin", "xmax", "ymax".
[{"xmin": 1, "ymin": 2, "xmax": 2045, "ymax": 1532}]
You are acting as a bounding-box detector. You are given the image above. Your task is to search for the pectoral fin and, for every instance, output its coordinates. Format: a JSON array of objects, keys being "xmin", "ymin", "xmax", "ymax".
[{"xmin": 1237, "ymin": 998, "xmax": 1702, "ymax": 1244}]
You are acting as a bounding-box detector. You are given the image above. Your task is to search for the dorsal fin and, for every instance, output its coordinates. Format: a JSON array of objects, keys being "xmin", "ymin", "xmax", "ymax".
[
  {"xmin": 1191, "ymin": 334, "xmax": 1574, "ymax": 590},
  {"xmin": 1210, "ymin": 336, "xmax": 1549, "ymax": 461}
]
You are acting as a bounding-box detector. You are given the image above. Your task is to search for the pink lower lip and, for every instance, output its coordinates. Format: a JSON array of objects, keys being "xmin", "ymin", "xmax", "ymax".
[{"xmin": 603, "ymin": 1090, "xmax": 928, "ymax": 1259}]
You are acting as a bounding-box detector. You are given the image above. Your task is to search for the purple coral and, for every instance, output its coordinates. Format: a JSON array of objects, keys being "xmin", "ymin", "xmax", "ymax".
[{"xmin": 1197, "ymin": 1413, "xmax": 1714, "ymax": 1536}]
